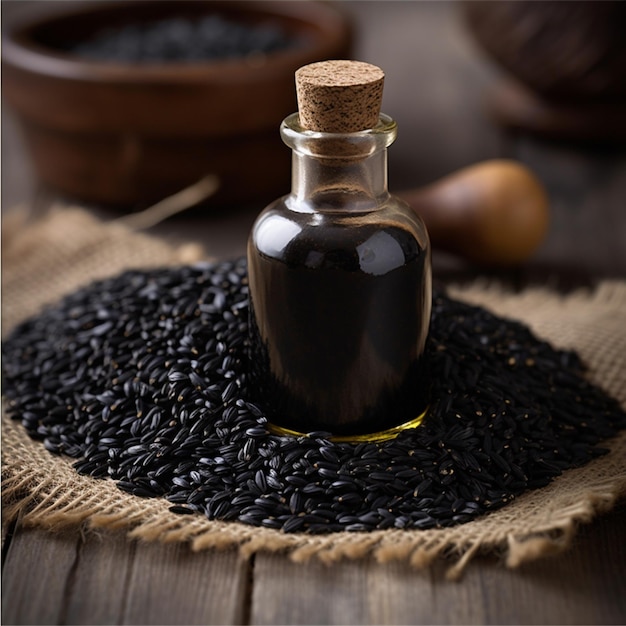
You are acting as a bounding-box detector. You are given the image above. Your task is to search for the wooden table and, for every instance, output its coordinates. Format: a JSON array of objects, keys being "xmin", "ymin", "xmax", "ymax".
[{"xmin": 2, "ymin": 3, "xmax": 626, "ymax": 624}]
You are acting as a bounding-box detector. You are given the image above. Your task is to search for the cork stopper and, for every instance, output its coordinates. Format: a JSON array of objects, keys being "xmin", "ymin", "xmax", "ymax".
[{"xmin": 295, "ymin": 60, "xmax": 384, "ymax": 133}]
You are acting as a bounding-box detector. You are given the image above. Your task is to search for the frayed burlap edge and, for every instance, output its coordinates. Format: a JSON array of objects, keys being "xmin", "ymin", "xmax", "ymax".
[
  {"xmin": 2, "ymin": 206, "xmax": 626, "ymax": 579},
  {"xmin": 3, "ymin": 415, "xmax": 626, "ymax": 580}
]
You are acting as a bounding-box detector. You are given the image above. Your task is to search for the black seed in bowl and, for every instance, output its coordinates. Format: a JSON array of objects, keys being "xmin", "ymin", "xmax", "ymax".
[
  {"xmin": 2, "ymin": 258, "xmax": 625, "ymax": 534},
  {"xmin": 66, "ymin": 14, "xmax": 300, "ymax": 63}
]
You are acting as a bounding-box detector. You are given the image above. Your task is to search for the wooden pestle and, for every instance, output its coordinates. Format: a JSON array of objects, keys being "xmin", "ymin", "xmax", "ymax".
[{"xmin": 398, "ymin": 160, "xmax": 549, "ymax": 266}]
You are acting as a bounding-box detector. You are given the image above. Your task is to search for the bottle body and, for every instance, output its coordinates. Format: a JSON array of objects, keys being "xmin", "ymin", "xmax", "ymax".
[{"xmin": 247, "ymin": 114, "xmax": 431, "ymax": 436}]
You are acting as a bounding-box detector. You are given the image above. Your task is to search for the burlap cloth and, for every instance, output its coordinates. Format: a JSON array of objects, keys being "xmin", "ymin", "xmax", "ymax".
[{"xmin": 3, "ymin": 206, "xmax": 625, "ymax": 578}]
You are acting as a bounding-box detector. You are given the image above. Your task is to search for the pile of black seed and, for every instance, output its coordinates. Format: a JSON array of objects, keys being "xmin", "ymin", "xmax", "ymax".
[
  {"xmin": 67, "ymin": 15, "xmax": 298, "ymax": 63},
  {"xmin": 3, "ymin": 259, "xmax": 625, "ymax": 533}
]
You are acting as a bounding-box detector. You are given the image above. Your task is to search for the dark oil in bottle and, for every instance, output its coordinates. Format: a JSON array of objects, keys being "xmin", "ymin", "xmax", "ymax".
[{"xmin": 247, "ymin": 214, "xmax": 431, "ymax": 436}]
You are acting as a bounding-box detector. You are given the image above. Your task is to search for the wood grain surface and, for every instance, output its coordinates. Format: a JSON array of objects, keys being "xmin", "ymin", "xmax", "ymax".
[
  {"xmin": 2, "ymin": 2, "xmax": 625, "ymax": 625},
  {"xmin": 3, "ymin": 505, "xmax": 625, "ymax": 625}
]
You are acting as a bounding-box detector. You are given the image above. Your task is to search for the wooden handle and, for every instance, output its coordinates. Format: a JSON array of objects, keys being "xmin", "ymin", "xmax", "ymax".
[{"xmin": 398, "ymin": 160, "xmax": 549, "ymax": 266}]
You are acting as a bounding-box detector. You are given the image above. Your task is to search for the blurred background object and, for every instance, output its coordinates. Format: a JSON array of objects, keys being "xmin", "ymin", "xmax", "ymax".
[
  {"xmin": 463, "ymin": 0, "xmax": 626, "ymax": 141},
  {"xmin": 399, "ymin": 160, "xmax": 549, "ymax": 267},
  {"xmin": 2, "ymin": 0, "xmax": 352, "ymax": 209},
  {"xmin": 2, "ymin": 1, "xmax": 625, "ymax": 277}
]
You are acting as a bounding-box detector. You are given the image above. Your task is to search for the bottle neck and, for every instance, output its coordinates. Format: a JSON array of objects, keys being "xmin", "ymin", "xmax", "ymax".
[{"xmin": 280, "ymin": 113, "xmax": 396, "ymax": 214}]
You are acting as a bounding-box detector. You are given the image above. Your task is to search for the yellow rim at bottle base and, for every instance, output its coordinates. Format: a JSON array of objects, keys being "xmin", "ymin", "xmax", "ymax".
[{"xmin": 267, "ymin": 405, "xmax": 429, "ymax": 444}]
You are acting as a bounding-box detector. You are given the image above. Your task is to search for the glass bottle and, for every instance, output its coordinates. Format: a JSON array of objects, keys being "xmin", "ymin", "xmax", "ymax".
[{"xmin": 247, "ymin": 62, "xmax": 431, "ymax": 438}]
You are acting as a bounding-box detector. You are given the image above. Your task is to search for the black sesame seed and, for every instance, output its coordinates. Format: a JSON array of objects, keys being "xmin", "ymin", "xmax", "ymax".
[{"xmin": 2, "ymin": 259, "xmax": 625, "ymax": 536}]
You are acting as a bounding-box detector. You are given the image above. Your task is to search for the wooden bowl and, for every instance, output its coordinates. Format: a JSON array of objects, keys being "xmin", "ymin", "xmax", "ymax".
[
  {"xmin": 2, "ymin": 1, "xmax": 352, "ymax": 209},
  {"xmin": 463, "ymin": 1, "xmax": 626, "ymax": 104}
]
